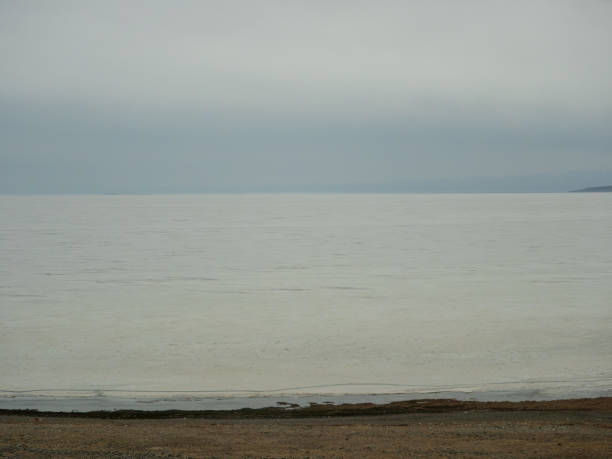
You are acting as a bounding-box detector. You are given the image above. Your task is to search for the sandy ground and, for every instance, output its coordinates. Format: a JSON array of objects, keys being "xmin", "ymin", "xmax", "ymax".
[{"xmin": 1, "ymin": 399, "xmax": 611, "ymax": 458}]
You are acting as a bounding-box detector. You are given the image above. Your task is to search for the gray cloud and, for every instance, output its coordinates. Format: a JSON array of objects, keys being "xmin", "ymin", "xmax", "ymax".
[{"xmin": 1, "ymin": 0, "xmax": 611, "ymax": 193}]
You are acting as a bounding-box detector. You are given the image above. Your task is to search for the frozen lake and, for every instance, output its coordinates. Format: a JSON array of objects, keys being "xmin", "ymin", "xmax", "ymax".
[{"xmin": 1, "ymin": 193, "xmax": 611, "ymax": 409}]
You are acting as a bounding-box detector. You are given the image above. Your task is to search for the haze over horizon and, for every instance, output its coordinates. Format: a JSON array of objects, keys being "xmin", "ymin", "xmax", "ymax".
[{"xmin": 1, "ymin": 1, "xmax": 611, "ymax": 194}]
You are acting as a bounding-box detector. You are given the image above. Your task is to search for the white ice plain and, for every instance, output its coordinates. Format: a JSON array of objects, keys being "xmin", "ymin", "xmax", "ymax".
[{"xmin": 1, "ymin": 193, "xmax": 611, "ymax": 406}]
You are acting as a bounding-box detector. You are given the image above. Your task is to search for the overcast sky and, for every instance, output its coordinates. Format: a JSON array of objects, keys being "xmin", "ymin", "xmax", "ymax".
[{"xmin": 1, "ymin": 0, "xmax": 611, "ymax": 193}]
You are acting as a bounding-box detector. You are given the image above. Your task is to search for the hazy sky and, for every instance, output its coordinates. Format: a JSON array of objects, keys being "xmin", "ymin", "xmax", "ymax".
[{"xmin": 1, "ymin": 0, "xmax": 611, "ymax": 193}]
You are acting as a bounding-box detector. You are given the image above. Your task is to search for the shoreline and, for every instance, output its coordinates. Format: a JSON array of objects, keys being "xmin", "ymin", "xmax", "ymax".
[
  {"xmin": 2, "ymin": 398, "xmax": 611, "ymax": 457},
  {"xmin": 2, "ymin": 382, "xmax": 611, "ymax": 413},
  {"xmin": 2, "ymin": 397, "xmax": 611, "ymax": 419}
]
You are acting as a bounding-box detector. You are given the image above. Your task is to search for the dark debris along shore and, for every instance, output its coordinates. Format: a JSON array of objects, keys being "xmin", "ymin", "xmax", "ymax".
[{"xmin": 2, "ymin": 397, "xmax": 611, "ymax": 420}]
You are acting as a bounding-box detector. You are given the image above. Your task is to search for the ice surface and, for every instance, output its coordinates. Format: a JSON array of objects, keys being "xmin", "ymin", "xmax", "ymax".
[{"xmin": 1, "ymin": 193, "xmax": 611, "ymax": 407}]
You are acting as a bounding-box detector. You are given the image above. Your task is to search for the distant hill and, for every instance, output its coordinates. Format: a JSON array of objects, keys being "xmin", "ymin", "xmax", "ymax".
[{"xmin": 570, "ymin": 185, "xmax": 612, "ymax": 192}]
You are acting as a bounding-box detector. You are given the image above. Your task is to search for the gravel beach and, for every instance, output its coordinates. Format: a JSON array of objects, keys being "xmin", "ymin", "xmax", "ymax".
[{"xmin": 1, "ymin": 398, "xmax": 610, "ymax": 458}]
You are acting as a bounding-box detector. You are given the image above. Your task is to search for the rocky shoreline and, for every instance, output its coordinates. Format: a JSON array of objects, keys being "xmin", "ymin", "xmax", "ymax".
[
  {"xmin": 1, "ymin": 399, "xmax": 611, "ymax": 458},
  {"xmin": 2, "ymin": 396, "xmax": 611, "ymax": 419}
]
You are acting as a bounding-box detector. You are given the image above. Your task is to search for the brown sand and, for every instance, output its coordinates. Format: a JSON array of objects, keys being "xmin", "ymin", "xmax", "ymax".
[{"xmin": 1, "ymin": 398, "xmax": 611, "ymax": 458}]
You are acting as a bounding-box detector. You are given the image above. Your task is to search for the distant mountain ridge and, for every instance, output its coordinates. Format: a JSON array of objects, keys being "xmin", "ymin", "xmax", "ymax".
[{"xmin": 570, "ymin": 185, "xmax": 612, "ymax": 192}]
